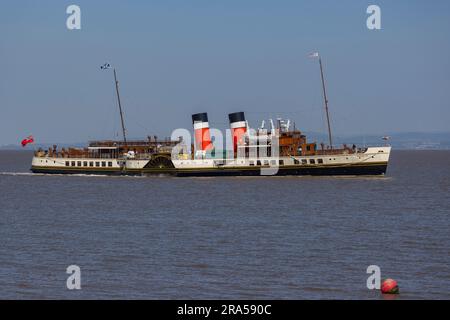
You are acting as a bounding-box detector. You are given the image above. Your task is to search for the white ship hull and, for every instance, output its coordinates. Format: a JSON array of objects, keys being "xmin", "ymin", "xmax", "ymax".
[{"xmin": 31, "ymin": 147, "xmax": 391, "ymax": 176}]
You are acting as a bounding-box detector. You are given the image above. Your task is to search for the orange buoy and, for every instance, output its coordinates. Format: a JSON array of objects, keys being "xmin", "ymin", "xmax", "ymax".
[{"xmin": 381, "ymin": 278, "xmax": 399, "ymax": 294}]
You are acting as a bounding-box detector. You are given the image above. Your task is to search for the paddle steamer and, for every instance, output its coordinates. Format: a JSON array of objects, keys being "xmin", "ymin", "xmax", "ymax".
[{"xmin": 31, "ymin": 55, "xmax": 391, "ymax": 176}]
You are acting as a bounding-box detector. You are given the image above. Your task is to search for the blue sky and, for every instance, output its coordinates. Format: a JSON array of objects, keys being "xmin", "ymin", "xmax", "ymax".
[{"xmin": 1, "ymin": 0, "xmax": 449, "ymax": 145}]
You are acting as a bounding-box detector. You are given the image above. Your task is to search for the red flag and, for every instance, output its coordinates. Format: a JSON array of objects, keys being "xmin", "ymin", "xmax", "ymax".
[{"xmin": 21, "ymin": 135, "xmax": 34, "ymax": 147}]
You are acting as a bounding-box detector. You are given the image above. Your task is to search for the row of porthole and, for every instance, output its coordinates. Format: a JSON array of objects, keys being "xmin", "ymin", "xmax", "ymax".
[
  {"xmin": 180, "ymin": 156, "xmax": 358, "ymax": 166},
  {"xmin": 65, "ymin": 160, "xmax": 114, "ymax": 168},
  {"xmin": 249, "ymin": 158, "xmax": 325, "ymax": 166}
]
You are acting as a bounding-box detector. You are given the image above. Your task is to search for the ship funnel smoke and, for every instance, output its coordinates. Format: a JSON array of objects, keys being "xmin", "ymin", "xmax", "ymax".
[
  {"xmin": 228, "ymin": 112, "xmax": 247, "ymax": 154},
  {"xmin": 192, "ymin": 113, "xmax": 213, "ymax": 154}
]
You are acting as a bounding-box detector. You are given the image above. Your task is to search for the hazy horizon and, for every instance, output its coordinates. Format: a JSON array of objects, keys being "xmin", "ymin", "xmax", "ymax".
[
  {"xmin": 3, "ymin": 131, "xmax": 450, "ymax": 150},
  {"xmin": 1, "ymin": 0, "xmax": 449, "ymax": 146}
]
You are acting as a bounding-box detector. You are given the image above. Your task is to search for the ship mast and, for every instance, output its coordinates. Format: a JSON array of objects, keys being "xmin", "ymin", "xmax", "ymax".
[
  {"xmin": 113, "ymin": 68, "xmax": 127, "ymax": 145},
  {"xmin": 310, "ymin": 52, "xmax": 333, "ymax": 149},
  {"xmin": 101, "ymin": 63, "xmax": 127, "ymax": 145}
]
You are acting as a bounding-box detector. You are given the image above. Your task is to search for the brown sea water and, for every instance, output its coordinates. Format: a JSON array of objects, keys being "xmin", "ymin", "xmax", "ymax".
[{"xmin": 0, "ymin": 150, "xmax": 449, "ymax": 299}]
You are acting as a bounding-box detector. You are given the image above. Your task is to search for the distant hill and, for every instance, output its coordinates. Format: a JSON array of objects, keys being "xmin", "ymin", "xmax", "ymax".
[
  {"xmin": 2, "ymin": 132, "xmax": 450, "ymax": 150},
  {"xmin": 304, "ymin": 132, "xmax": 450, "ymax": 150}
]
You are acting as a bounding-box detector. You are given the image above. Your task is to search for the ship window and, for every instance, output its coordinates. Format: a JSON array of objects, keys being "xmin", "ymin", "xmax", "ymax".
[
  {"xmin": 249, "ymin": 161, "xmax": 255, "ymax": 166},
  {"xmin": 301, "ymin": 159, "xmax": 307, "ymax": 165},
  {"xmin": 318, "ymin": 159, "xmax": 323, "ymax": 164},
  {"xmin": 71, "ymin": 161, "xmax": 76, "ymax": 166},
  {"xmin": 257, "ymin": 160, "xmax": 261, "ymax": 166},
  {"xmin": 102, "ymin": 161, "xmax": 106, "ymax": 167},
  {"xmin": 279, "ymin": 160, "xmax": 284, "ymax": 165},
  {"xmin": 294, "ymin": 159, "xmax": 300, "ymax": 165},
  {"xmin": 95, "ymin": 162, "xmax": 100, "ymax": 167},
  {"xmin": 263, "ymin": 160, "xmax": 269, "ymax": 166},
  {"xmin": 306, "ymin": 145, "xmax": 311, "ymax": 151},
  {"xmin": 77, "ymin": 161, "xmax": 82, "ymax": 166},
  {"xmin": 310, "ymin": 159, "xmax": 315, "ymax": 164},
  {"xmin": 108, "ymin": 162, "xmax": 113, "ymax": 167},
  {"xmin": 83, "ymin": 161, "xmax": 88, "ymax": 166},
  {"xmin": 89, "ymin": 162, "xmax": 94, "ymax": 167},
  {"xmin": 65, "ymin": 161, "xmax": 69, "ymax": 166}
]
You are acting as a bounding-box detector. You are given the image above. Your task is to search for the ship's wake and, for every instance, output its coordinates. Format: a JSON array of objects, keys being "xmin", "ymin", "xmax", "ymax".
[
  {"xmin": 0, "ymin": 171, "xmax": 37, "ymax": 176},
  {"xmin": 0, "ymin": 171, "xmax": 145, "ymax": 178}
]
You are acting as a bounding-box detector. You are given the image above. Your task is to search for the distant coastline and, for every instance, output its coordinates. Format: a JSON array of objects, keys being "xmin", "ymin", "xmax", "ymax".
[{"xmin": 1, "ymin": 132, "xmax": 450, "ymax": 151}]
